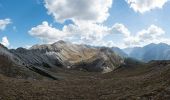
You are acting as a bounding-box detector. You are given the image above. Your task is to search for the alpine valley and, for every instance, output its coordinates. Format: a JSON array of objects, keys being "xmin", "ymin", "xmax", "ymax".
[{"xmin": 0, "ymin": 41, "xmax": 170, "ymax": 100}]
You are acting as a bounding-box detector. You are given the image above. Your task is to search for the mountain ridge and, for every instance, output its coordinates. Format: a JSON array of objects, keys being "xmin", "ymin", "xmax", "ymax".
[
  {"xmin": 1, "ymin": 42, "xmax": 170, "ymax": 99},
  {"xmin": 124, "ymin": 43, "xmax": 170, "ymax": 62},
  {"xmin": 0, "ymin": 41, "xmax": 124, "ymax": 80}
]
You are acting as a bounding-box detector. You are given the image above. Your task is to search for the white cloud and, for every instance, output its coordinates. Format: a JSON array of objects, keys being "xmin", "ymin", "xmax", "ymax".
[
  {"xmin": 29, "ymin": 21, "xmax": 132, "ymax": 47},
  {"xmin": 29, "ymin": 0, "xmax": 169, "ymax": 48},
  {"xmin": 111, "ymin": 23, "xmax": 130, "ymax": 37},
  {"xmin": 0, "ymin": 18, "xmax": 11, "ymax": 31},
  {"xmin": 29, "ymin": 21, "xmax": 107, "ymax": 45},
  {"xmin": 25, "ymin": 45, "xmax": 32, "ymax": 49},
  {"xmin": 137, "ymin": 25, "xmax": 165, "ymax": 40},
  {"xmin": 66, "ymin": 21, "xmax": 110, "ymax": 44},
  {"xmin": 126, "ymin": 0, "xmax": 168, "ymax": 13},
  {"xmin": 29, "ymin": 19, "xmax": 168, "ymax": 48},
  {"xmin": 29, "ymin": 21, "xmax": 67, "ymax": 43},
  {"xmin": 32, "ymin": 0, "xmax": 114, "ymax": 45},
  {"xmin": 1, "ymin": 36, "xmax": 10, "ymax": 47},
  {"xmin": 34, "ymin": 0, "xmax": 122, "ymax": 47},
  {"xmin": 44, "ymin": 0, "xmax": 112, "ymax": 23},
  {"xmin": 124, "ymin": 25, "xmax": 166, "ymax": 47}
]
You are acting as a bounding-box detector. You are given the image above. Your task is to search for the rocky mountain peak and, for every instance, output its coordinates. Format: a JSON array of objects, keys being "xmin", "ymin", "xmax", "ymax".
[
  {"xmin": 55, "ymin": 40, "xmax": 66, "ymax": 44},
  {"xmin": 0, "ymin": 43, "xmax": 8, "ymax": 50},
  {"xmin": 7, "ymin": 41, "xmax": 124, "ymax": 73}
]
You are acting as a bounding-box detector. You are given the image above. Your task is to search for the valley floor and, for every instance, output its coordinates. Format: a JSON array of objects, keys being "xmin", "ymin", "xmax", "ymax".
[{"xmin": 0, "ymin": 61, "xmax": 170, "ymax": 100}]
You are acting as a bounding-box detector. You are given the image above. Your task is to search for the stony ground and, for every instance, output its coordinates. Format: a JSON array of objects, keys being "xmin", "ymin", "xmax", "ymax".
[{"xmin": 0, "ymin": 61, "xmax": 170, "ymax": 100}]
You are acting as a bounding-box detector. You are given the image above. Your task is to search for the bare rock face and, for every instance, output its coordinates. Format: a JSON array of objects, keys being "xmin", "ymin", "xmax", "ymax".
[
  {"xmin": 0, "ymin": 41, "xmax": 124, "ymax": 80},
  {"xmin": 0, "ymin": 44, "xmax": 21, "ymax": 64},
  {"xmin": 11, "ymin": 41, "xmax": 124, "ymax": 73},
  {"xmin": 0, "ymin": 44, "xmax": 47, "ymax": 79}
]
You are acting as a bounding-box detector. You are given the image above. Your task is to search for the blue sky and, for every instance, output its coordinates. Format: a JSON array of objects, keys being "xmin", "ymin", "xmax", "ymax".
[{"xmin": 0, "ymin": 0, "xmax": 170, "ymax": 48}]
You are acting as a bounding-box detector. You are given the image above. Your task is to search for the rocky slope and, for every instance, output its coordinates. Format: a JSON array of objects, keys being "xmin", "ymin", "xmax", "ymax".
[
  {"xmin": 1, "ymin": 42, "xmax": 170, "ymax": 99},
  {"xmin": 10, "ymin": 41, "xmax": 124, "ymax": 73},
  {"xmin": 0, "ymin": 58, "xmax": 170, "ymax": 100},
  {"xmin": 0, "ymin": 44, "xmax": 47, "ymax": 79},
  {"xmin": 0, "ymin": 41, "xmax": 124, "ymax": 80}
]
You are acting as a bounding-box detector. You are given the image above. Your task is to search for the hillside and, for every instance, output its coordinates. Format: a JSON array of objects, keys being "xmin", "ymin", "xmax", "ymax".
[
  {"xmin": 1, "ymin": 42, "xmax": 170, "ymax": 99},
  {"xmin": 0, "ymin": 44, "xmax": 48, "ymax": 80},
  {"xmin": 0, "ymin": 59, "xmax": 170, "ymax": 100},
  {"xmin": 10, "ymin": 41, "xmax": 124, "ymax": 73},
  {"xmin": 0, "ymin": 41, "xmax": 124, "ymax": 80}
]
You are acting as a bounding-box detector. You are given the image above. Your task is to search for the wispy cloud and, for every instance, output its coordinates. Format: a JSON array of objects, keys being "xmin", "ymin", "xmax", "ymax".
[{"xmin": 0, "ymin": 18, "xmax": 12, "ymax": 31}]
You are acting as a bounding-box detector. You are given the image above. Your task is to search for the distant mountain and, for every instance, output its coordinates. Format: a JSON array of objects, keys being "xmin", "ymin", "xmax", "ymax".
[
  {"xmin": 124, "ymin": 43, "xmax": 170, "ymax": 62},
  {"xmin": 111, "ymin": 47, "xmax": 128, "ymax": 58},
  {"xmin": 122, "ymin": 47, "xmax": 134, "ymax": 55}
]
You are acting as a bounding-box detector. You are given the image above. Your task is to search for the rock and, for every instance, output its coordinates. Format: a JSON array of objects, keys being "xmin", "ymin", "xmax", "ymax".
[{"xmin": 11, "ymin": 41, "xmax": 124, "ymax": 73}]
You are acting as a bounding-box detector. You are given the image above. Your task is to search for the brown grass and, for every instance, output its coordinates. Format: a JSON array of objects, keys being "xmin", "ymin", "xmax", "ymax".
[{"xmin": 0, "ymin": 60, "xmax": 170, "ymax": 100}]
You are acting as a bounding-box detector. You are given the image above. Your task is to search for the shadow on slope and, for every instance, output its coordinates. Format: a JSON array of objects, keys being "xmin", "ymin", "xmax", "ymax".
[{"xmin": 0, "ymin": 59, "xmax": 170, "ymax": 99}]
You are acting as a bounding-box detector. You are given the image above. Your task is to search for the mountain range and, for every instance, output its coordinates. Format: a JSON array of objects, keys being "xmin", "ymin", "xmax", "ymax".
[
  {"xmin": 1, "ymin": 41, "xmax": 170, "ymax": 79},
  {"xmin": 1, "ymin": 41, "xmax": 170, "ymax": 99},
  {"xmin": 123, "ymin": 43, "xmax": 170, "ymax": 62},
  {"xmin": 0, "ymin": 40, "xmax": 124, "ymax": 79},
  {"xmin": 1, "ymin": 41, "xmax": 170, "ymax": 78}
]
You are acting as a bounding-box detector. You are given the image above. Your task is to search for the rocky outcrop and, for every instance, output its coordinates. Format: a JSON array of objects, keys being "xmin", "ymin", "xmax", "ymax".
[
  {"xmin": 0, "ymin": 44, "xmax": 21, "ymax": 64},
  {"xmin": 10, "ymin": 41, "xmax": 124, "ymax": 73},
  {"xmin": 0, "ymin": 40, "xmax": 124, "ymax": 80},
  {"xmin": 0, "ymin": 44, "xmax": 47, "ymax": 79}
]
